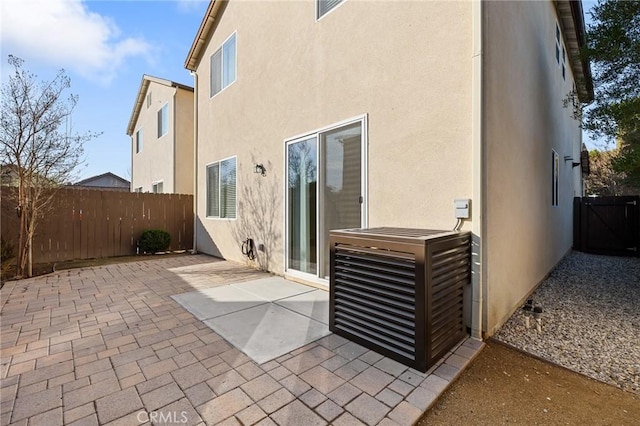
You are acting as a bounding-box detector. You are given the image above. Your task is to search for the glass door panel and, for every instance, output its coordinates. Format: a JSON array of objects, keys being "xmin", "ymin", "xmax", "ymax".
[
  {"xmin": 287, "ymin": 137, "xmax": 318, "ymax": 275},
  {"xmin": 286, "ymin": 119, "xmax": 364, "ymax": 280},
  {"xmin": 319, "ymin": 122, "xmax": 362, "ymax": 278}
]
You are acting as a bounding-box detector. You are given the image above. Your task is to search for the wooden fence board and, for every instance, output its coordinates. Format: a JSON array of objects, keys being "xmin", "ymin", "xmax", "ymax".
[{"xmin": 1, "ymin": 187, "xmax": 193, "ymax": 264}]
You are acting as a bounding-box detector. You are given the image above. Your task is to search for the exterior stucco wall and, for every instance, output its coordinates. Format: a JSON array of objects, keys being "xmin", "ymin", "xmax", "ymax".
[
  {"xmin": 194, "ymin": 1, "xmax": 473, "ymax": 274},
  {"xmin": 131, "ymin": 82, "xmax": 177, "ymax": 193},
  {"xmin": 483, "ymin": 1, "xmax": 583, "ymax": 334},
  {"xmin": 175, "ymin": 88, "xmax": 195, "ymax": 195}
]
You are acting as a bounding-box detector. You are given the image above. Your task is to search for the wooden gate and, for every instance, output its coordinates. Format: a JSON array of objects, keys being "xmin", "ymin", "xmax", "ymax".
[{"xmin": 573, "ymin": 196, "xmax": 640, "ymax": 256}]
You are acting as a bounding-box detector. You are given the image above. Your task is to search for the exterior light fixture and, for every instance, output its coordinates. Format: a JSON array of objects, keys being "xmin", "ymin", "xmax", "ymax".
[
  {"xmin": 254, "ymin": 164, "xmax": 266, "ymax": 176},
  {"xmin": 564, "ymin": 156, "xmax": 581, "ymax": 168}
]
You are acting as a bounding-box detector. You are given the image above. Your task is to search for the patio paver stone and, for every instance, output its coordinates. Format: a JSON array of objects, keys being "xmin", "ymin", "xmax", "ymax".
[{"xmin": 0, "ymin": 255, "xmax": 484, "ymax": 426}]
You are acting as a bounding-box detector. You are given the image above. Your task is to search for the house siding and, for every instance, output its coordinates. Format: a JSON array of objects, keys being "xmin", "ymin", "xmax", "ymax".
[
  {"xmin": 194, "ymin": 0, "xmax": 474, "ymax": 274},
  {"xmin": 175, "ymin": 88, "xmax": 195, "ymax": 195},
  {"xmin": 131, "ymin": 82, "xmax": 177, "ymax": 193},
  {"xmin": 483, "ymin": 1, "xmax": 583, "ymax": 334},
  {"xmin": 131, "ymin": 82, "xmax": 194, "ymax": 194}
]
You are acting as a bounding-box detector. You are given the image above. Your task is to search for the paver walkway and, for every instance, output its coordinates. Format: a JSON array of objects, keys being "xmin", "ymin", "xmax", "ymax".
[{"xmin": 0, "ymin": 255, "xmax": 482, "ymax": 425}]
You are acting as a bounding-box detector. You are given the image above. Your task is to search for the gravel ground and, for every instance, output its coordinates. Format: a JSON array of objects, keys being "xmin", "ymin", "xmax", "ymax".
[{"xmin": 494, "ymin": 251, "xmax": 640, "ymax": 394}]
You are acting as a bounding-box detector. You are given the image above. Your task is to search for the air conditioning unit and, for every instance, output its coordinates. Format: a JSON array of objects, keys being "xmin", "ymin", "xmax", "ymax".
[{"xmin": 329, "ymin": 227, "xmax": 471, "ymax": 372}]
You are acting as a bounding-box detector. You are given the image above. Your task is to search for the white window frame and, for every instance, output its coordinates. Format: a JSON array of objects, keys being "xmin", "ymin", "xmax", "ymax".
[
  {"xmin": 206, "ymin": 155, "xmax": 237, "ymax": 219},
  {"xmin": 146, "ymin": 92, "xmax": 152, "ymax": 108},
  {"xmin": 135, "ymin": 187, "xmax": 143, "ymax": 193},
  {"xmin": 152, "ymin": 181, "xmax": 164, "ymax": 194},
  {"xmin": 135, "ymin": 129, "xmax": 142, "ymax": 154},
  {"xmin": 157, "ymin": 103, "xmax": 168, "ymax": 138},
  {"xmin": 555, "ymin": 22, "xmax": 566, "ymax": 81},
  {"xmin": 283, "ymin": 114, "xmax": 368, "ymax": 285},
  {"xmin": 210, "ymin": 32, "xmax": 237, "ymax": 98},
  {"xmin": 316, "ymin": 0, "xmax": 346, "ymax": 20},
  {"xmin": 552, "ymin": 150, "xmax": 559, "ymax": 207}
]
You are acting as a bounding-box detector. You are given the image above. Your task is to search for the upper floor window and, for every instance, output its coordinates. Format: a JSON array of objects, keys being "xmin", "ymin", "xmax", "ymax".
[
  {"xmin": 210, "ymin": 33, "xmax": 237, "ymax": 97},
  {"xmin": 552, "ymin": 150, "xmax": 559, "ymax": 206},
  {"xmin": 157, "ymin": 103, "xmax": 168, "ymax": 138},
  {"xmin": 317, "ymin": 0, "xmax": 344, "ymax": 19},
  {"xmin": 146, "ymin": 92, "xmax": 152, "ymax": 108},
  {"xmin": 135, "ymin": 187, "xmax": 143, "ymax": 193},
  {"xmin": 555, "ymin": 22, "xmax": 566, "ymax": 81},
  {"xmin": 152, "ymin": 181, "xmax": 164, "ymax": 194},
  {"xmin": 135, "ymin": 129, "xmax": 143, "ymax": 154}
]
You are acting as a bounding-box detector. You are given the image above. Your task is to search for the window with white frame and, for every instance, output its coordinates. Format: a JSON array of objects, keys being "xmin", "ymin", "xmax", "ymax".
[
  {"xmin": 146, "ymin": 92, "xmax": 152, "ymax": 108},
  {"xmin": 317, "ymin": 0, "xmax": 344, "ymax": 19},
  {"xmin": 135, "ymin": 129, "xmax": 143, "ymax": 154},
  {"xmin": 157, "ymin": 103, "xmax": 168, "ymax": 138},
  {"xmin": 552, "ymin": 150, "xmax": 559, "ymax": 206},
  {"xmin": 135, "ymin": 187, "xmax": 143, "ymax": 193},
  {"xmin": 210, "ymin": 33, "xmax": 237, "ymax": 97},
  {"xmin": 555, "ymin": 22, "xmax": 566, "ymax": 81},
  {"xmin": 206, "ymin": 157, "xmax": 237, "ymax": 218},
  {"xmin": 152, "ymin": 181, "xmax": 164, "ymax": 194}
]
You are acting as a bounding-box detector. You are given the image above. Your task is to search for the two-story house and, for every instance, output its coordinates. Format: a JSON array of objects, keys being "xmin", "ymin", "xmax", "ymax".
[
  {"xmin": 127, "ymin": 75, "xmax": 195, "ymax": 194},
  {"xmin": 184, "ymin": 0, "xmax": 593, "ymax": 338}
]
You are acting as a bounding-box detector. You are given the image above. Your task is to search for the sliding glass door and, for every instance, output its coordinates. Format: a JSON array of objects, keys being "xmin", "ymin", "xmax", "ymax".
[
  {"xmin": 286, "ymin": 118, "xmax": 365, "ymax": 280},
  {"xmin": 287, "ymin": 137, "xmax": 318, "ymax": 275}
]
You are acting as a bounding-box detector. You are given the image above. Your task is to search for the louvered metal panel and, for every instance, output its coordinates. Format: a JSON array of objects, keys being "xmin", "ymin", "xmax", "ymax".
[{"xmin": 330, "ymin": 228, "xmax": 470, "ymax": 372}]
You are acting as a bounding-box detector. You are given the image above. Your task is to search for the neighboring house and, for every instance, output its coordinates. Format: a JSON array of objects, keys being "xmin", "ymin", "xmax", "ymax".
[
  {"xmin": 126, "ymin": 75, "xmax": 194, "ymax": 194},
  {"xmin": 184, "ymin": 0, "xmax": 593, "ymax": 338},
  {"xmin": 0, "ymin": 164, "xmax": 20, "ymax": 186},
  {"xmin": 73, "ymin": 172, "xmax": 130, "ymax": 191}
]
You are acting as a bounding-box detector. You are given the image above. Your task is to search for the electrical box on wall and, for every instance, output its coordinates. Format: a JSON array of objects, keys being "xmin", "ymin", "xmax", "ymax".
[{"xmin": 454, "ymin": 199, "xmax": 471, "ymax": 219}]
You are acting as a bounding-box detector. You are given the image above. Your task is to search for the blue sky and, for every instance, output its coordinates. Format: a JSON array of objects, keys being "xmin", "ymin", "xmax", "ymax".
[
  {"xmin": 1, "ymin": 0, "xmax": 209, "ymax": 182},
  {"xmin": 1, "ymin": 0, "xmax": 602, "ymax": 183}
]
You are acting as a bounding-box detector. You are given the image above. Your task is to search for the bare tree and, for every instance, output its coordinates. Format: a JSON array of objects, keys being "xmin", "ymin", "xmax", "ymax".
[{"xmin": 0, "ymin": 55, "xmax": 98, "ymax": 277}]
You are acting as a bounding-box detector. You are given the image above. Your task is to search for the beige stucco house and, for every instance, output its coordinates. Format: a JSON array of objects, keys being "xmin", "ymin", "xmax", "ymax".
[
  {"xmin": 127, "ymin": 75, "xmax": 195, "ymax": 194},
  {"xmin": 184, "ymin": 0, "xmax": 593, "ymax": 338}
]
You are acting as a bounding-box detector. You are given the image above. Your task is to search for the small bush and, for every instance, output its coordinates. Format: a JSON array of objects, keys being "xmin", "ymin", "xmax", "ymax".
[
  {"xmin": 139, "ymin": 229, "xmax": 171, "ymax": 254},
  {"xmin": 1, "ymin": 238, "xmax": 15, "ymax": 263},
  {"xmin": 1, "ymin": 238, "xmax": 16, "ymax": 282}
]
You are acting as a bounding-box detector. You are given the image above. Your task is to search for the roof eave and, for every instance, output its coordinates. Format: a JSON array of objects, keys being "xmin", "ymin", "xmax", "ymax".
[
  {"xmin": 184, "ymin": 0, "xmax": 224, "ymax": 71},
  {"xmin": 557, "ymin": 0, "xmax": 594, "ymax": 103}
]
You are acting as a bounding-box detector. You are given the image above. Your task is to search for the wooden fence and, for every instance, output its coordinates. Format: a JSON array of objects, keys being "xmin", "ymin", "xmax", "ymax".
[
  {"xmin": 573, "ymin": 196, "xmax": 639, "ymax": 257},
  {"xmin": 1, "ymin": 187, "xmax": 193, "ymax": 264}
]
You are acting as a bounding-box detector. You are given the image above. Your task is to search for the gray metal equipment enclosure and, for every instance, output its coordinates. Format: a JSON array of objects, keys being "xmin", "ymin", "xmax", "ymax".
[{"xmin": 329, "ymin": 228, "xmax": 471, "ymax": 372}]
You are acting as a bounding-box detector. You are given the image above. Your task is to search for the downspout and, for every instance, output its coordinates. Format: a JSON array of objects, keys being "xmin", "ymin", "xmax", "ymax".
[
  {"xmin": 130, "ymin": 136, "xmax": 134, "ymax": 192},
  {"xmin": 471, "ymin": 0, "xmax": 485, "ymax": 340},
  {"xmin": 190, "ymin": 70, "xmax": 198, "ymax": 254},
  {"xmin": 173, "ymin": 92, "xmax": 177, "ymax": 193}
]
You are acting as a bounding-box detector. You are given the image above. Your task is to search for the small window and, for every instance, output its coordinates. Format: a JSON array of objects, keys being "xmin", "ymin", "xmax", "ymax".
[
  {"xmin": 555, "ymin": 22, "xmax": 566, "ymax": 80},
  {"xmin": 317, "ymin": 0, "xmax": 344, "ymax": 19},
  {"xmin": 210, "ymin": 33, "xmax": 237, "ymax": 97},
  {"xmin": 135, "ymin": 187, "xmax": 143, "ymax": 193},
  {"xmin": 146, "ymin": 92, "xmax": 152, "ymax": 108},
  {"xmin": 135, "ymin": 129, "xmax": 143, "ymax": 154},
  {"xmin": 152, "ymin": 181, "xmax": 164, "ymax": 194},
  {"xmin": 552, "ymin": 150, "xmax": 559, "ymax": 206},
  {"xmin": 157, "ymin": 103, "xmax": 168, "ymax": 137},
  {"xmin": 206, "ymin": 156, "xmax": 237, "ymax": 218},
  {"xmin": 562, "ymin": 46, "xmax": 566, "ymax": 80}
]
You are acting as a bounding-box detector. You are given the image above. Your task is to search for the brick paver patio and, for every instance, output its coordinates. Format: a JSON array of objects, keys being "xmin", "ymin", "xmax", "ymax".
[{"xmin": 0, "ymin": 255, "xmax": 482, "ymax": 425}]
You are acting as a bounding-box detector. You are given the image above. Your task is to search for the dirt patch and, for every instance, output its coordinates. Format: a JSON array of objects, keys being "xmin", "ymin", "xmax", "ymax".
[
  {"xmin": 0, "ymin": 252, "xmax": 190, "ymax": 285},
  {"xmin": 419, "ymin": 340, "xmax": 640, "ymax": 425}
]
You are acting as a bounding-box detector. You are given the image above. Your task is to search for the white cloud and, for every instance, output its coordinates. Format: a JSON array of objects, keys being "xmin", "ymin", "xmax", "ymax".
[{"xmin": 0, "ymin": 0, "xmax": 152, "ymax": 84}]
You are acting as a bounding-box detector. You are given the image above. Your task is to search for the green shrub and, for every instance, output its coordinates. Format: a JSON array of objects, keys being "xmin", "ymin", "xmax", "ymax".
[
  {"xmin": 139, "ymin": 229, "xmax": 171, "ymax": 254},
  {"xmin": 1, "ymin": 238, "xmax": 15, "ymax": 263}
]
